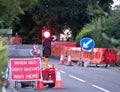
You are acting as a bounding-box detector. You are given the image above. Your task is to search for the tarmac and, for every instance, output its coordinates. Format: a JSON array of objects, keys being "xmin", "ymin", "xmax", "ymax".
[
  {"xmin": 2, "ymin": 85, "xmax": 17, "ymax": 92},
  {"xmin": 2, "ymin": 77, "xmax": 18, "ymax": 92}
]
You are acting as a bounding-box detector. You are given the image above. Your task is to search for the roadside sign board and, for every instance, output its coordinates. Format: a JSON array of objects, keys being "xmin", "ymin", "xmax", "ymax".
[
  {"xmin": 10, "ymin": 58, "xmax": 41, "ymax": 81},
  {"xmin": 80, "ymin": 37, "xmax": 95, "ymax": 50}
]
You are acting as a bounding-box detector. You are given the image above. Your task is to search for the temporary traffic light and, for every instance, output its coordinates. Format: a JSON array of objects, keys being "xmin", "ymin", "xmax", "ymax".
[
  {"xmin": 43, "ymin": 31, "xmax": 51, "ymax": 39},
  {"xmin": 42, "ymin": 29, "xmax": 52, "ymax": 57}
]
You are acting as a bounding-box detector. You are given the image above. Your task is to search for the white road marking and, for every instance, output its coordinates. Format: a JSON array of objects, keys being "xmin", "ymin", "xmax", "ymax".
[
  {"xmin": 69, "ymin": 75, "xmax": 86, "ymax": 83},
  {"xmin": 29, "ymin": 49, "xmax": 33, "ymax": 56},
  {"xmin": 92, "ymin": 84, "xmax": 110, "ymax": 92},
  {"xmin": 60, "ymin": 70, "xmax": 66, "ymax": 73}
]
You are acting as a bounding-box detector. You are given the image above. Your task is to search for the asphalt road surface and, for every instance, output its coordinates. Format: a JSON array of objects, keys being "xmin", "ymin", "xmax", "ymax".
[{"xmin": 7, "ymin": 45, "xmax": 120, "ymax": 92}]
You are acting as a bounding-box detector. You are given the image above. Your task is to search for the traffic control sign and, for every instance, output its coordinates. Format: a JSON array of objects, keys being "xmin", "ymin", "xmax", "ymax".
[
  {"xmin": 10, "ymin": 58, "xmax": 41, "ymax": 81},
  {"xmin": 80, "ymin": 37, "xmax": 95, "ymax": 50}
]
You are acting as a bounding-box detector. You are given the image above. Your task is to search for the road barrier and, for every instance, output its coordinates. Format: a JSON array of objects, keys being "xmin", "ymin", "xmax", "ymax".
[
  {"xmin": 81, "ymin": 49, "xmax": 92, "ymax": 62},
  {"xmin": 66, "ymin": 47, "xmax": 81, "ymax": 61},
  {"xmin": 91, "ymin": 48, "xmax": 107, "ymax": 64},
  {"xmin": 51, "ymin": 41, "xmax": 77, "ymax": 47},
  {"xmin": 104, "ymin": 49, "xmax": 117, "ymax": 64},
  {"xmin": 51, "ymin": 41, "xmax": 77, "ymax": 57},
  {"xmin": 51, "ymin": 45, "xmax": 118, "ymax": 66}
]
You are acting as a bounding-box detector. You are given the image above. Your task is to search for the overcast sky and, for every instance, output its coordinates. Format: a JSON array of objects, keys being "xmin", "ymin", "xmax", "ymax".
[{"xmin": 112, "ymin": 0, "xmax": 120, "ymax": 7}]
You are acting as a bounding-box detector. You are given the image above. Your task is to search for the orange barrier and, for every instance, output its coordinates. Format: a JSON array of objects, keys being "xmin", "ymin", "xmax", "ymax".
[
  {"xmin": 51, "ymin": 45, "xmax": 66, "ymax": 57},
  {"xmin": 92, "ymin": 48, "xmax": 117, "ymax": 64},
  {"xmin": 51, "ymin": 41, "xmax": 77, "ymax": 58},
  {"xmin": 51, "ymin": 41, "xmax": 77, "ymax": 47},
  {"xmin": 81, "ymin": 49, "xmax": 93, "ymax": 62},
  {"xmin": 65, "ymin": 47, "xmax": 81, "ymax": 61},
  {"xmin": 104, "ymin": 49, "xmax": 117, "ymax": 64},
  {"xmin": 51, "ymin": 42, "xmax": 118, "ymax": 65},
  {"xmin": 92, "ymin": 48, "xmax": 107, "ymax": 64},
  {"xmin": 51, "ymin": 44, "xmax": 70, "ymax": 58}
]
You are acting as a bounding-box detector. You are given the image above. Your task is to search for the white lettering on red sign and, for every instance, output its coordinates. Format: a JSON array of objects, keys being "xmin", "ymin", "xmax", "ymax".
[{"xmin": 10, "ymin": 58, "xmax": 41, "ymax": 81}]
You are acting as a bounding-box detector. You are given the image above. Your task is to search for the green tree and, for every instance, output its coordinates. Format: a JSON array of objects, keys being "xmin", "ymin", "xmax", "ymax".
[
  {"xmin": 11, "ymin": 0, "xmax": 113, "ymax": 43},
  {"xmin": 28, "ymin": 0, "xmax": 89, "ymax": 37},
  {"xmin": 0, "ymin": 36, "xmax": 8, "ymax": 89},
  {"xmin": 102, "ymin": 7, "xmax": 120, "ymax": 48},
  {"xmin": 75, "ymin": 6, "xmax": 120, "ymax": 48},
  {"xmin": 0, "ymin": 0, "xmax": 38, "ymax": 29}
]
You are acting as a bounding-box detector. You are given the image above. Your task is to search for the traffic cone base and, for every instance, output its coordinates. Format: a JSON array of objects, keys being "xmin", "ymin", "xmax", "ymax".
[
  {"xmin": 66, "ymin": 61, "xmax": 73, "ymax": 66},
  {"xmin": 35, "ymin": 81, "xmax": 46, "ymax": 90},
  {"xmin": 59, "ymin": 54, "xmax": 64, "ymax": 65},
  {"xmin": 66, "ymin": 56, "xmax": 73, "ymax": 66},
  {"xmin": 54, "ymin": 81, "xmax": 62, "ymax": 88},
  {"xmin": 51, "ymin": 64, "xmax": 55, "ymax": 68},
  {"xmin": 59, "ymin": 60, "xmax": 64, "ymax": 65}
]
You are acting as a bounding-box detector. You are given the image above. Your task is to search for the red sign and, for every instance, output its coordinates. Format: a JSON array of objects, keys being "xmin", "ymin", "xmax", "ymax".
[
  {"xmin": 12, "ymin": 36, "xmax": 22, "ymax": 44},
  {"xmin": 10, "ymin": 58, "xmax": 41, "ymax": 81}
]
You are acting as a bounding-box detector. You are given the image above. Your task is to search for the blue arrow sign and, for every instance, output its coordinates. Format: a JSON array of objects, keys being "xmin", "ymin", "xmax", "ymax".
[{"xmin": 80, "ymin": 37, "xmax": 95, "ymax": 50}]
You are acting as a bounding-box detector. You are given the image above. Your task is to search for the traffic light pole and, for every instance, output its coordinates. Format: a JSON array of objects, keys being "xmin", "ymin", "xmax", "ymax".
[
  {"xmin": 45, "ymin": 56, "xmax": 49, "ymax": 68},
  {"xmin": 42, "ymin": 28, "xmax": 52, "ymax": 68}
]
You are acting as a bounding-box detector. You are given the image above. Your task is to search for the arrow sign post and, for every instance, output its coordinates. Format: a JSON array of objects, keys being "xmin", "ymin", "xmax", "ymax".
[{"xmin": 80, "ymin": 37, "xmax": 95, "ymax": 50}]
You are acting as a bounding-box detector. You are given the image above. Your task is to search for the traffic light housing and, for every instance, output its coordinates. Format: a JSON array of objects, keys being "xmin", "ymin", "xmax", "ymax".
[{"xmin": 42, "ymin": 29, "xmax": 52, "ymax": 57}]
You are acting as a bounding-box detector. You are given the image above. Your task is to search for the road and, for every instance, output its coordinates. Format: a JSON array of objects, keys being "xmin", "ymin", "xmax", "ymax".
[{"xmin": 7, "ymin": 45, "xmax": 120, "ymax": 92}]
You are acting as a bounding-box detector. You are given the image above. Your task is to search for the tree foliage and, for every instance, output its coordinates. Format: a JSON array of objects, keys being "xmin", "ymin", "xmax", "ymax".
[
  {"xmin": 0, "ymin": 0, "xmax": 114, "ymax": 44},
  {"xmin": 102, "ymin": 7, "xmax": 120, "ymax": 48},
  {"xmin": 0, "ymin": 0, "xmax": 38, "ymax": 29},
  {"xmin": 0, "ymin": 0, "xmax": 23, "ymax": 28},
  {"xmin": 0, "ymin": 36, "xmax": 8, "ymax": 86},
  {"xmin": 28, "ymin": 0, "xmax": 89, "ymax": 37},
  {"xmin": 23, "ymin": 0, "xmax": 113, "ymax": 43},
  {"xmin": 75, "ymin": 6, "xmax": 120, "ymax": 48}
]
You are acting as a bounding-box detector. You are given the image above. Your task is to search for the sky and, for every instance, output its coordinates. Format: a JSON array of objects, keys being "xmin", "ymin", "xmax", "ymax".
[{"xmin": 112, "ymin": 0, "xmax": 120, "ymax": 9}]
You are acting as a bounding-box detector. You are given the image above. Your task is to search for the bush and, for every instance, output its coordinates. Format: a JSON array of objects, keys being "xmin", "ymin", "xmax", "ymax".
[{"xmin": 0, "ymin": 36, "xmax": 9, "ymax": 91}]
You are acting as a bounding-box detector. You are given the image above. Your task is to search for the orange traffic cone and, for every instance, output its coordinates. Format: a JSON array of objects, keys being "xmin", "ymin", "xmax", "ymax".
[
  {"xmin": 66, "ymin": 56, "xmax": 73, "ymax": 66},
  {"xmin": 36, "ymin": 48, "xmax": 41, "ymax": 57},
  {"xmin": 54, "ymin": 66, "xmax": 63, "ymax": 89},
  {"xmin": 59, "ymin": 54, "xmax": 64, "ymax": 65},
  {"xmin": 34, "ymin": 73, "xmax": 45, "ymax": 90},
  {"xmin": 42, "ymin": 56, "xmax": 45, "ymax": 61},
  {"xmin": 51, "ymin": 64, "xmax": 55, "ymax": 68}
]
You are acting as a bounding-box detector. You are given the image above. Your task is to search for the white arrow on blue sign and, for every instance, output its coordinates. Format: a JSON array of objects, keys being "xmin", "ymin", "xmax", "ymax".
[{"xmin": 80, "ymin": 37, "xmax": 95, "ymax": 50}]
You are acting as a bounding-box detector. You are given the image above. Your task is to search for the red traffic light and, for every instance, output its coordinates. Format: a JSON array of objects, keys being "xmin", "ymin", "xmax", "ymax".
[{"xmin": 43, "ymin": 31, "xmax": 51, "ymax": 38}]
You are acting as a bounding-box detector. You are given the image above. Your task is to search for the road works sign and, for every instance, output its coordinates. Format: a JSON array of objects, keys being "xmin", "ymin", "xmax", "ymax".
[
  {"xmin": 10, "ymin": 58, "xmax": 41, "ymax": 81},
  {"xmin": 80, "ymin": 37, "xmax": 95, "ymax": 50}
]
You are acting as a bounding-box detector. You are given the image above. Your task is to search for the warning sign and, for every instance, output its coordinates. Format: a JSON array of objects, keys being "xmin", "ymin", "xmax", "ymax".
[{"xmin": 10, "ymin": 58, "xmax": 41, "ymax": 81}]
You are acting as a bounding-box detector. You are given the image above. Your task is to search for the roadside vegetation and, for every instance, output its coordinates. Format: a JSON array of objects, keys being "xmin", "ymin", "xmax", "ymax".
[
  {"xmin": 0, "ymin": 0, "xmax": 119, "ymax": 49},
  {"xmin": 75, "ymin": 5, "xmax": 120, "ymax": 48},
  {"xmin": 0, "ymin": 36, "xmax": 8, "ymax": 92},
  {"xmin": 0, "ymin": 0, "xmax": 115, "ymax": 44}
]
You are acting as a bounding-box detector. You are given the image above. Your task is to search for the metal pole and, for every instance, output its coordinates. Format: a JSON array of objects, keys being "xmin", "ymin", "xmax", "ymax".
[{"xmin": 45, "ymin": 57, "xmax": 49, "ymax": 68}]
